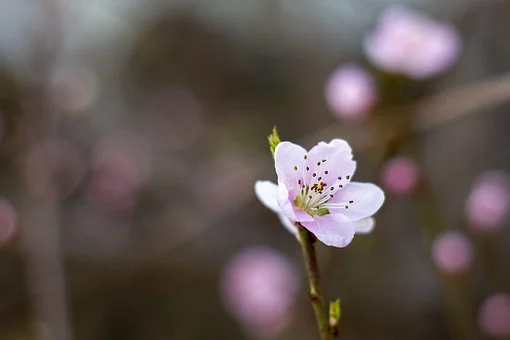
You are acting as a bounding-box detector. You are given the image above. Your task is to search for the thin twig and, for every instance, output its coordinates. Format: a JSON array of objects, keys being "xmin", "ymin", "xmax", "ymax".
[{"xmin": 297, "ymin": 225, "xmax": 331, "ymax": 340}]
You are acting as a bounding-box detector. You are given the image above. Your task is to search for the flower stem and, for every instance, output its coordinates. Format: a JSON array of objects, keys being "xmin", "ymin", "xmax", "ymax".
[{"xmin": 297, "ymin": 224, "xmax": 332, "ymax": 340}]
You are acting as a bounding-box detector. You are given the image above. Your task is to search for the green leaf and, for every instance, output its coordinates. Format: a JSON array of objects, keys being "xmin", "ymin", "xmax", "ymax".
[{"xmin": 268, "ymin": 126, "xmax": 281, "ymax": 157}]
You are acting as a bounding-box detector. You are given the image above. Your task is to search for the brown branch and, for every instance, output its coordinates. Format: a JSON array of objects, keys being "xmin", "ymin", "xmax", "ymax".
[{"xmin": 298, "ymin": 225, "xmax": 332, "ymax": 340}]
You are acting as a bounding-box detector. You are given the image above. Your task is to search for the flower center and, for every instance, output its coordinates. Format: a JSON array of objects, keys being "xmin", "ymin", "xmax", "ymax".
[{"xmin": 292, "ymin": 155, "xmax": 354, "ymax": 216}]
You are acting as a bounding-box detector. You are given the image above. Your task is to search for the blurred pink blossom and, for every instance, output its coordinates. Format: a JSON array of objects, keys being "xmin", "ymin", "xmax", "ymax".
[
  {"xmin": 380, "ymin": 157, "xmax": 420, "ymax": 196},
  {"xmin": 220, "ymin": 246, "xmax": 299, "ymax": 339},
  {"xmin": 0, "ymin": 199, "xmax": 17, "ymax": 245},
  {"xmin": 50, "ymin": 64, "xmax": 99, "ymax": 114},
  {"xmin": 465, "ymin": 171, "xmax": 510, "ymax": 233},
  {"xmin": 432, "ymin": 231, "xmax": 473, "ymax": 274},
  {"xmin": 87, "ymin": 132, "xmax": 151, "ymax": 212},
  {"xmin": 363, "ymin": 6, "xmax": 461, "ymax": 79},
  {"xmin": 478, "ymin": 293, "xmax": 510, "ymax": 337},
  {"xmin": 325, "ymin": 64, "xmax": 377, "ymax": 121}
]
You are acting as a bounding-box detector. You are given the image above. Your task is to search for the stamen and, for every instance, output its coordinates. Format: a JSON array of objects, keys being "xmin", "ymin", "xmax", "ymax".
[
  {"xmin": 317, "ymin": 162, "xmax": 321, "ymax": 166},
  {"xmin": 295, "ymin": 168, "xmax": 352, "ymax": 216},
  {"xmin": 294, "ymin": 166, "xmax": 298, "ymax": 171},
  {"xmin": 304, "ymin": 155, "xmax": 308, "ymax": 160},
  {"xmin": 346, "ymin": 175, "xmax": 350, "ymax": 179}
]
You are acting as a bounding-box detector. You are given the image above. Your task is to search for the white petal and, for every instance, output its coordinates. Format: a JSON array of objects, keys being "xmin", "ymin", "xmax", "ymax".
[
  {"xmin": 274, "ymin": 141, "xmax": 307, "ymax": 189},
  {"xmin": 305, "ymin": 139, "xmax": 356, "ymax": 188},
  {"xmin": 255, "ymin": 181, "xmax": 300, "ymax": 236},
  {"xmin": 277, "ymin": 213, "xmax": 298, "ymax": 236},
  {"xmin": 254, "ymin": 180, "xmax": 280, "ymax": 213},
  {"xmin": 301, "ymin": 214, "xmax": 355, "ymax": 248},
  {"xmin": 331, "ymin": 182, "xmax": 385, "ymax": 221},
  {"xmin": 277, "ymin": 180, "xmax": 314, "ymax": 223},
  {"xmin": 308, "ymin": 139, "xmax": 353, "ymax": 161},
  {"xmin": 353, "ymin": 217, "xmax": 375, "ymax": 234}
]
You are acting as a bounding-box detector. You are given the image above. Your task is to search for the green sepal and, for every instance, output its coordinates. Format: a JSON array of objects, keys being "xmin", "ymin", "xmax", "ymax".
[
  {"xmin": 329, "ymin": 298, "xmax": 341, "ymax": 335},
  {"xmin": 268, "ymin": 126, "xmax": 281, "ymax": 157}
]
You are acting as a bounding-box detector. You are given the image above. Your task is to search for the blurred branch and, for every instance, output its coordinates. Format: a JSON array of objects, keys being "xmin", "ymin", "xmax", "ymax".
[
  {"xmin": 413, "ymin": 178, "xmax": 479, "ymax": 340},
  {"xmin": 415, "ymin": 72, "xmax": 510, "ymax": 131},
  {"xmin": 370, "ymin": 99, "xmax": 481, "ymax": 340},
  {"xmin": 20, "ymin": 1, "xmax": 74, "ymax": 340},
  {"xmin": 303, "ymin": 72, "xmax": 510, "ymax": 150},
  {"xmin": 21, "ymin": 193, "xmax": 73, "ymax": 340}
]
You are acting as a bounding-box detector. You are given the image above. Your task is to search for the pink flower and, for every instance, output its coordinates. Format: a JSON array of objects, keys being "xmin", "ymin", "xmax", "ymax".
[
  {"xmin": 363, "ymin": 6, "xmax": 461, "ymax": 79},
  {"xmin": 325, "ymin": 64, "xmax": 377, "ymax": 121},
  {"xmin": 432, "ymin": 231, "xmax": 473, "ymax": 274},
  {"xmin": 255, "ymin": 139, "xmax": 385, "ymax": 247},
  {"xmin": 465, "ymin": 171, "xmax": 510, "ymax": 233},
  {"xmin": 380, "ymin": 157, "xmax": 420, "ymax": 196},
  {"xmin": 478, "ymin": 293, "xmax": 510, "ymax": 337},
  {"xmin": 220, "ymin": 246, "xmax": 298, "ymax": 339}
]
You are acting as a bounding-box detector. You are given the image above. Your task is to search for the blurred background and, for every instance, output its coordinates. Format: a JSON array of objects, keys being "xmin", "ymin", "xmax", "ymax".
[{"xmin": 0, "ymin": 0, "xmax": 510, "ymax": 339}]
